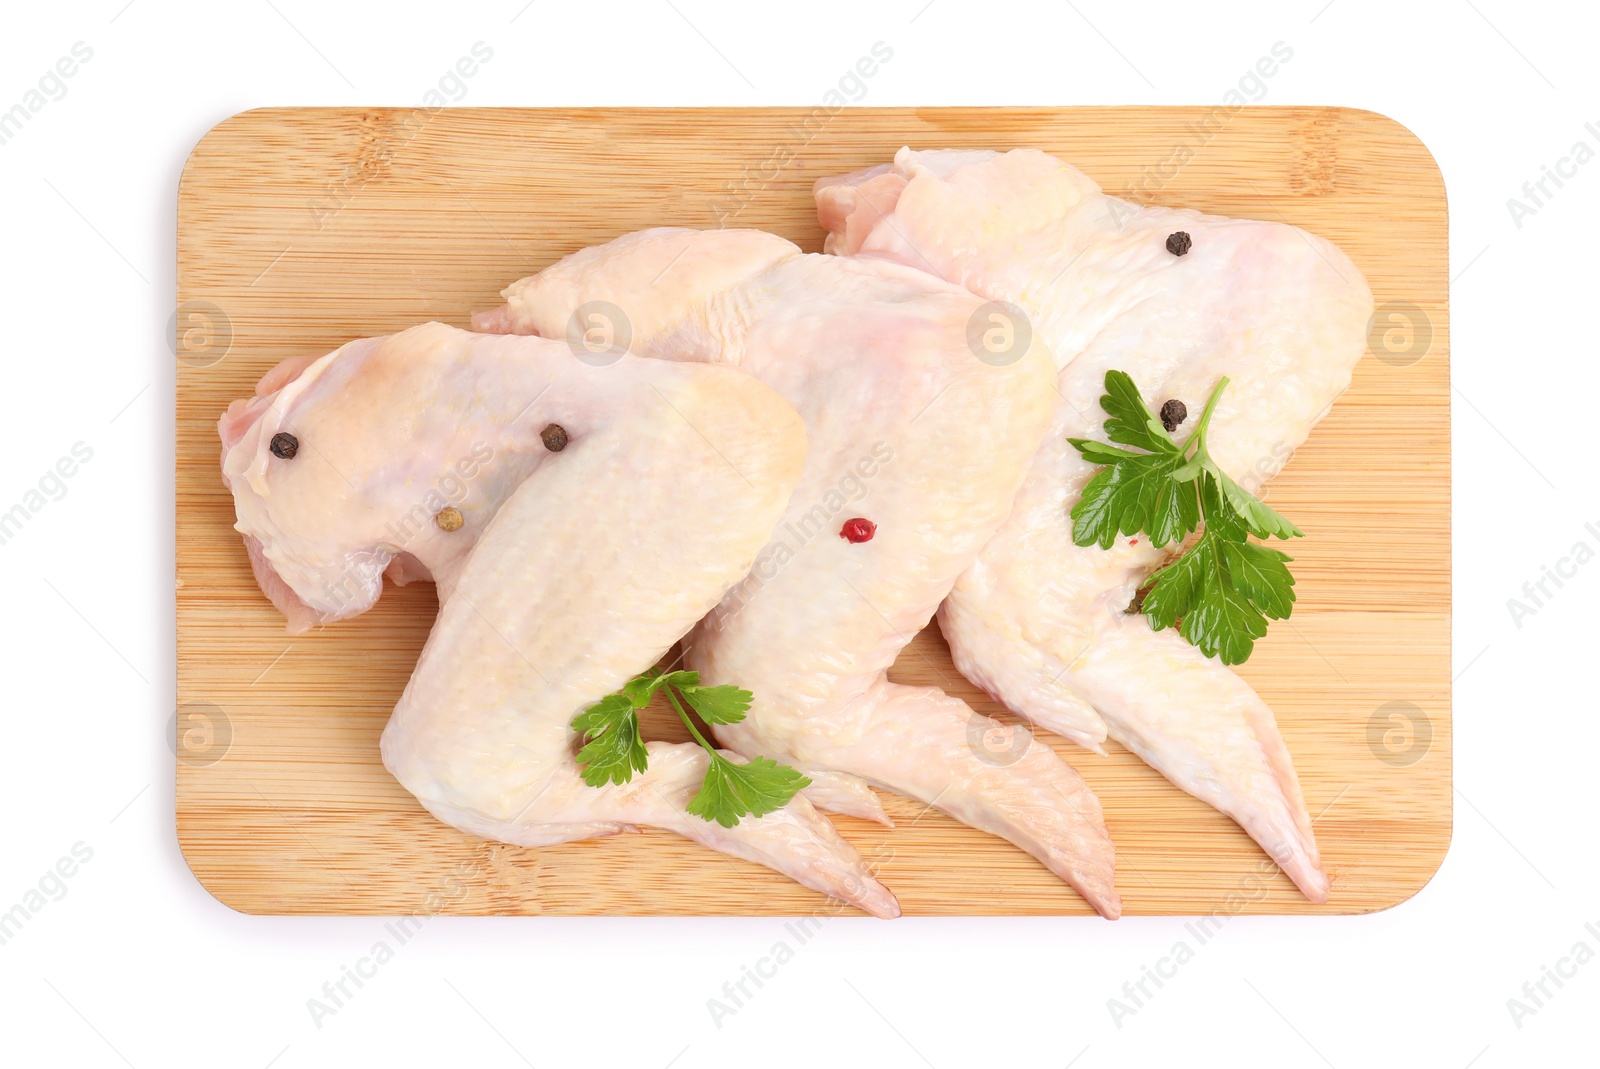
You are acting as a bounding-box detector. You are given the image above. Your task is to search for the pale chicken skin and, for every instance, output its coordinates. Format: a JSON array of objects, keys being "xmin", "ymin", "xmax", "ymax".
[
  {"xmin": 219, "ymin": 322, "xmax": 900, "ymax": 917},
  {"xmin": 817, "ymin": 148, "xmax": 1376, "ymax": 901},
  {"xmin": 476, "ymin": 228, "xmax": 1123, "ymax": 916}
]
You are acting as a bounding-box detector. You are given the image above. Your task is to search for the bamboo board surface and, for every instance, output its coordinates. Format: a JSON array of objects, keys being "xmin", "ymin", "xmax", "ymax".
[{"xmin": 176, "ymin": 107, "xmax": 1449, "ymax": 916}]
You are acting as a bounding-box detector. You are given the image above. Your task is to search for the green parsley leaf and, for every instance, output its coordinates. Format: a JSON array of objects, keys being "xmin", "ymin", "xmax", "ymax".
[
  {"xmin": 1069, "ymin": 439, "xmax": 1146, "ymax": 466},
  {"xmin": 1068, "ymin": 462, "xmax": 1130, "ymax": 550},
  {"xmin": 1211, "ymin": 468, "xmax": 1303, "ymax": 540},
  {"xmin": 650, "ymin": 670, "xmax": 702, "ymax": 697},
  {"xmin": 1141, "ymin": 533, "xmax": 1214, "ymax": 630},
  {"xmin": 621, "ymin": 671, "xmax": 664, "ymax": 707},
  {"xmin": 661, "ymin": 683, "xmax": 809, "ymax": 823},
  {"xmin": 1148, "ymin": 466, "xmax": 1203, "ymax": 547},
  {"xmin": 1069, "ymin": 371, "xmax": 1305, "ymax": 665},
  {"xmin": 1100, "ymin": 369, "xmax": 1182, "ymax": 455},
  {"xmin": 1070, "ymin": 450, "xmax": 1194, "ymax": 549},
  {"xmin": 1140, "ymin": 529, "xmax": 1297, "ymax": 665},
  {"xmin": 573, "ymin": 692, "xmax": 649, "ymax": 787},
  {"xmin": 686, "ymin": 754, "xmax": 813, "ymax": 828},
  {"xmin": 570, "ymin": 667, "xmax": 809, "ymax": 824},
  {"xmin": 1179, "ymin": 558, "xmax": 1270, "ymax": 666},
  {"xmin": 677, "ymin": 682, "xmax": 753, "ymax": 726},
  {"xmin": 1198, "ymin": 469, "xmax": 1247, "ymax": 542},
  {"xmin": 1220, "ymin": 539, "xmax": 1296, "ymax": 620}
]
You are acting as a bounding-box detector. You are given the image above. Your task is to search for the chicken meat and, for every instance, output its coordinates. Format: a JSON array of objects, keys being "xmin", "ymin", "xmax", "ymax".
[
  {"xmin": 474, "ymin": 228, "xmax": 1122, "ymax": 916},
  {"xmin": 816, "ymin": 148, "xmax": 1375, "ymax": 901},
  {"xmin": 219, "ymin": 321, "xmax": 900, "ymax": 916}
]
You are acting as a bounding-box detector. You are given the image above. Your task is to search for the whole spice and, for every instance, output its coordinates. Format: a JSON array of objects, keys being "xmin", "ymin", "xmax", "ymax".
[
  {"xmin": 269, "ymin": 432, "xmax": 299, "ymax": 459},
  {"xmin": 840, "ymin": 518, "xmax": 876, "ymax": 544},
  {"xmin": 540, "ymin": 423, "xmax": 569, "ymax": 452},
  {"xmin": 1165, "ymin": 231, "xmax": 1192, "ymax": 257},
  {"xmin": 1159, "ymin": 398, "xmax": 1188, "ymax": 433},
  {"xmin": 434, "ymin": 506, "xmax": 464, "ymax": 532},
  {"xmin": 1125, "ymin": 578, "xmax": 1155, "ymax": 615}
]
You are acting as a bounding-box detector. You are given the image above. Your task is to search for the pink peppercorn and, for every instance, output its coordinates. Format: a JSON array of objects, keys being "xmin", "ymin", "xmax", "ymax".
[{"xmin": 840, "ymin": 518, "xmax": 876, "ymax": 544}]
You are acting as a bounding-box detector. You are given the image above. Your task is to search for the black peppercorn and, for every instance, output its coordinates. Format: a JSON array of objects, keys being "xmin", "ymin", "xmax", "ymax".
[
  {"xmin": 1165, "ymin": 231, "xmax": 1192, "ymax": 257},
  {"xmin": 269, "ymin": 432, "xmax": 299, "ymax": 459},
  {"xmin": 1159, "ymin": 399, "xmax": 1187, "ymax": 433},
  {"xmin": 540, "ymin": 423, "xmax": 568, "ymax": 452},
  {"xmin": 1126, "ymin": 581, "xmax": 1152, "ymax": 615}
]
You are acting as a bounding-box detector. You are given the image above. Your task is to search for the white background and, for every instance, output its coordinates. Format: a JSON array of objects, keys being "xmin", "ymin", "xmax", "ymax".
[{"xmin": 1, "ymin": 0, "xmax": 1595, "ymax": 1066}]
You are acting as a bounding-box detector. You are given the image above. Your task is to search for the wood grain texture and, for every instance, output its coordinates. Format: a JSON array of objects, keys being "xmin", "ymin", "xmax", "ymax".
[{"xmin": 176, "ymin": 107, "xmax": 1450, "ymax": 917}]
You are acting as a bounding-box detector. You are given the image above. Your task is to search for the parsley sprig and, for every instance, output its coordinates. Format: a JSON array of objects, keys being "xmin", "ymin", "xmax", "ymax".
[
  {"xmin": 1068, "ymin": 371, "xmax": 1302, "ymax": 665},
  {"xmin": 572, "ymin": 668, "xmax": 811, "ymax": 827}
]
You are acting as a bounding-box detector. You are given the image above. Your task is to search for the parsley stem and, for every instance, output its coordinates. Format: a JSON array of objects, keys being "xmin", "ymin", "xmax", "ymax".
[
  {"xmin": 663, "ymin": 684, "xmax": 720, "ymax": 757},
  {"xmin": 1186, "ymin": 375, "xmax": 1230, "ymax": 456}
]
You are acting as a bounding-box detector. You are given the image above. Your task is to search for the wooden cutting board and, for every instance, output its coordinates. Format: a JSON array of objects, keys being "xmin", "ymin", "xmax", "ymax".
[{"xmin": 176, "ymin": 107, "xmax": 1449, "ymax": 916}]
